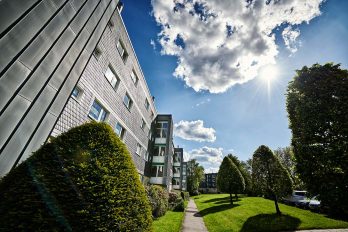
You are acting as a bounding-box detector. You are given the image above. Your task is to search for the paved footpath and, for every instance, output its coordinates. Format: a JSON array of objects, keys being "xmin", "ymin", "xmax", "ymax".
[
  {"xmin": 289, "ymin": 230, "xmax": 348, "ymax": 232},
  {"xmin": 182, "ymin": 199, "xmax": 208, "ymax": 232}
]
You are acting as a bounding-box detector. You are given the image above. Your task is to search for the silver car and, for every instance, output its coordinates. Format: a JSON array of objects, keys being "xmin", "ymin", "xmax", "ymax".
[
  {"xmin": 308, "ymin": 195, "xmax": 321, "ymax": 211},
  {"xmin": 283, "ymin": 190, "xmax": 308, "ymax": 205}
]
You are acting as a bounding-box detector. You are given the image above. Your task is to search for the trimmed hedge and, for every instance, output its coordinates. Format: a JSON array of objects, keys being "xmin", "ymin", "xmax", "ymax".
[
  {"xmin": 146, "ymin": 185, "xmax": 169, "ymax": 218},
  {"xmin": 0, "ymin": 122, "xmax": 152, "ymax": 231}
]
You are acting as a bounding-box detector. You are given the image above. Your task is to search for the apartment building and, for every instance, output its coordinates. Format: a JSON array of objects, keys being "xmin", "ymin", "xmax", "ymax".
[
  {"xmin": 200, "ymin": 173, "xmax": 218, "ymax": 193},
  {"xmin": 0, "ymin": 0, "xmax": 186, "ymax": 191}
]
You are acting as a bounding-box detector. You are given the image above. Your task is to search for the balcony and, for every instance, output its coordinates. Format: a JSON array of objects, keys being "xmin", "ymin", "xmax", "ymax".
[
  {"xmin": 173, "ymin": 185, "xmax": 180, "ymax": 190},
  {"xmin": 173, "ymin": 162, "xmax": 180, "ymax": 167},
  {"xmin": 150, "ymin": 177, "xmax": 165, "ymax": 185},
  {"xmin": 152, "ymin": 156, "xmax": 165, "ymax": 163},
  {"xmin": 173, "ymin": 173, "xmax": 180, "ymax": 178},
  {"xmin": 155, "ymin": 138, "xmax": 166, "ymax": 144}
]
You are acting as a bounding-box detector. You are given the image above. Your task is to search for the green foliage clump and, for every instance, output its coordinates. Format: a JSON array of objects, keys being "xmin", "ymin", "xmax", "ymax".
[
  {"xmin": 0, "ymin": 122, "xmax": 152, "ymax": 231},
  {"xmin": 181, "ymin": 191, "xmax": 190, "ymax": 201},
  {"xmin": 252, "ymin": 145, "xmax": 293, "ymax": 215},
  {"xmin": 168, "ymin": 192, "xmax": 184, "ymax": 212},
  {"xmin": 187, "ymin": 159, "xmax": 205, "ymax": 195},
  {"xmin": 217, "ymin": 157, "xmax": 245, "ymax": 205},
  {"xmin": 287, "ymin": 63, "xmax": 348, "ymax": 216},
  {"xmin": 146, "ymin": 185, "xmax": 169, "ymax": 218},
  {"xmin": 228, "ymin": 154, "xmax": 253, "ymax": 195}
]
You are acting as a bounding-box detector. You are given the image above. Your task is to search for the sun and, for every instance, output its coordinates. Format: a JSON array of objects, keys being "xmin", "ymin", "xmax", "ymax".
[{"xmin": 259, "ymin": 64, "xmax": 279, "ymax": 82}]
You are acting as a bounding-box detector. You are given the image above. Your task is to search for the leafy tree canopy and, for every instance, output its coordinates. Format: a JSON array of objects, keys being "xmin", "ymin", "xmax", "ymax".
[
  {"xmin": 227, "ymin": 154, "xmax": 252, "ymax": 195},
  {"xmin": 287, "ymin": 63, "xmax": 348, "ymax": 215},
  {"xmin": 217, "ymin": 157, "xmax": 245, "ymax": 204},
  {"xmin": 252, "ymin": 145, "xmax": 292, "ymax": 215}
]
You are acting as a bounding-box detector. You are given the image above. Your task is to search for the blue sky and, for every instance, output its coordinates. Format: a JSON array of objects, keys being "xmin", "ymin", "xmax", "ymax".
[{"xmin": 121, "ymin": 0, "xmax": 348, "ymax": 172}]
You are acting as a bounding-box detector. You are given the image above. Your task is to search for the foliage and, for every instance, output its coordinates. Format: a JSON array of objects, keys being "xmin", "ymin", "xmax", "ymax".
[
  {"xmin": 274, "ymin": 147, "xmax": 304, "ymax": 189},
  {"xmin": 286, "ymin": 63, "xmax": 348, "ymax": 215},
  {"xmin": 181, "ymin": 191, "xmax": 190, "ymax": 201},
  {"xmin": 241, "ymin": 158, "xmax": 253, "ymax": 175},
  {"xmin": 252, "ymin": 145, "xmax": 293, "ymax": 215},
  {"xmin": 193, "ymin": 194, "xmax": 348, "ymax": 232},
  {"xmin": 228, "ymin": 154, "xmax": 253, "ymax": 195},
  {"xmin": 186, "ymin": 159, "xmax": 205, "ymax": 195},
  {"xmin": 0, "ymin": 122, "xmax": 152, "ymax": 231},
  {"xmin": 168, "ymin": 192, "xmax": 184, "ymax": 212},
  {"xmin": 146, "ymin": 185, "xmax": 169, "ymax": 218},
  {"xmin": 217, "ymin": 157, "xmax": 245, "ymax": 204}
]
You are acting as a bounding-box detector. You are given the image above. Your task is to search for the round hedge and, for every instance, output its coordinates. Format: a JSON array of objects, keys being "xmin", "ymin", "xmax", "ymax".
[{"xmin": 0, "ymin": 122, "xmax": 152, "ymax": 231}]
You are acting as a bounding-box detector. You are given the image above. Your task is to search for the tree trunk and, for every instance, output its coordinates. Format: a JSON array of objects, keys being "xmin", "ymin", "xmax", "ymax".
[
  {"xmin": 229, "ymin": 193, "xmax": 233, "ymax": 205},
  {"xmin": 274, "ymin": 194, "xmax": 281, "ymax": 215},
  {"xmin": 235, "ymin": 193, "xmax": 238, "ymax": 200}
]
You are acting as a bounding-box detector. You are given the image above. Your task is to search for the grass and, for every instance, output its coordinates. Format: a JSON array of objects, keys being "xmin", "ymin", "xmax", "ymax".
[
  {"xmin": 152, "ymin": 201, "xmax": 188, "ymax": 232},
  {"xmin": 193, "ymin": 194, "xmax": 348, "ymax": 232}
]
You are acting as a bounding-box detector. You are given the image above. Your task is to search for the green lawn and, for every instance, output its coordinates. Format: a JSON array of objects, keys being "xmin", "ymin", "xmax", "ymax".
[
  {"xmin": 194, "ymin": 194, "xmax": 348, "ymax": 232},
  {"xmin": 153, "ymin": 201, "xmax": 188, "ymax": 232}
]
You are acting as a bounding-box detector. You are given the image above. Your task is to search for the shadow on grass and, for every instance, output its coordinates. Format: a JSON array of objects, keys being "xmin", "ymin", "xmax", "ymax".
[
  {"xmin": 203, "ymin": 196, "xmax": 241, "ymax": 204},
  {"xmin": 240, "ymin": 213, "xmax": 301, "ymax": 232},
  {"xmin": 198, "ymin": 203, "xmax": 240, "ymax": 216}
]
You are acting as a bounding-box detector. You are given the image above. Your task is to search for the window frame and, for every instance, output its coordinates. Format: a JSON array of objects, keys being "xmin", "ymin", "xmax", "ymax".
[
  {"xmin": 116, "ymin": 39, "xmax": 128, "ymax": 62},
  {"xmin": 123, "ymin": 92, "xmax": 133, "ymax": 110},
  {"xmin": 140, "ymin": 118, "xmax": 146, "ymax": 130},
  {"xmin": 88, "ymin": 100, "xmax": 108, "ymax": 122},
  {"xmin": 130, "ymin": 69, "xmax": 139, "ymax": 86},
  {"xmin": 145, "ymin": 98, "xmax": 150, "ymax": 111},
  {"xmin": 115, "ymin": 122, "xmax": 125, "ymax": 139},
  {"xmin": 104, "ymin": 65, "xmax": 120, "ymax": 90}
]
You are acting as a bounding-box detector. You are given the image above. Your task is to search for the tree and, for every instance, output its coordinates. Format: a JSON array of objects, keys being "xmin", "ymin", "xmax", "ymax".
[
  {"xmin": 187, "ymin": 159, "xmax": 205, "ymax": 195},
  {"xmin": 227, "ymin": 154, "xmax": 252, "ymax": 196},
  {"xmin": 287, "ymin": 63, "xmax": 348, "ymax": 215},
  {"xmin": 274, "ymin": 147, "xmax": 304, "ymax": 189},
  {"xmin": 252, "ymin": 145, "xmax": 292, "ymax": 215},
  {"xmin": 217, "ymin": 157, "xmax": 245, "ymax": 205}
]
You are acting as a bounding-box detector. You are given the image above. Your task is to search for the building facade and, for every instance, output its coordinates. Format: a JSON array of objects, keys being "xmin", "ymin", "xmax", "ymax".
[
  {"xmin": 200, "ymin": 173, "xmax": 218, "ymax": 193},
  {"xmin": 0, "ymin": 0, "xmax": 186, "ymax": 191}
]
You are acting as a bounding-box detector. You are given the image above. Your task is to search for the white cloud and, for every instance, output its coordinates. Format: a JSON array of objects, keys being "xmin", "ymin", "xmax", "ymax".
[
  {"xmin": 150, "ymin": 39, "xmax": 157, "ymax": 50},
  {"xmin": 174, "ymin": 120, "xmax": 216, "ymax": 142},
  {"xmin": 195, "ymin": 98, "xmax": 211, "ymax": 107},
  {"xmin": 282, "ymin": 26, "xmax": 301, "ymax": 53},
  {"xmin": 187, "ymin": 146, "xmax": 224, "ymax": 173},
  {"xmin": 151, "ymin": 0, "xmax": 324, "ymax": 93}
]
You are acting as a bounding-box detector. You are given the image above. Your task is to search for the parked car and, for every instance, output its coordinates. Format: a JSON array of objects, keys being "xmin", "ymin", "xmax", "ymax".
[
  {"xmin": 283, "ymin": 190, "xmax": 308, "ymax": 205},
  {"xmin": 308, "ymin": 195, "xmax": 321, "ymax": 211},
  {"xmin": 295, "ymin": 199, "xmax": 310, "ymax": 209}
]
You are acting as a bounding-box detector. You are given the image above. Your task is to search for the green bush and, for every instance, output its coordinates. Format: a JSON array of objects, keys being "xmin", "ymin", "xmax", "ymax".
[
  {"xmin": 168, "ymin": 191, "xmax": 184, "ymax": 211},
  {"xmin": 0, "ymin": 122, "xmax": 152, "ymax": 231},
  {"xmin": 182, "ymin": 191, "xmax": 190, "ymax": 201},
  {"xmin": 146, "ymin": 185, "xmax": 169, "ymax": 218}
]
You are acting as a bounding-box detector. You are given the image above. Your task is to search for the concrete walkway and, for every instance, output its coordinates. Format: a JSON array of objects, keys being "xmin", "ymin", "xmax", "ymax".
[
  {"xmin": 289, "ymin": 230, "xmax": 348, "ymax": 232},
  {"xmin": 182, "ymin": 199, "xmax": 208, "ymax": 232}
]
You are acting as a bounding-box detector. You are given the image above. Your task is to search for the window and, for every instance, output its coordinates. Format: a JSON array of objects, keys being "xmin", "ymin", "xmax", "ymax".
[
  {"xmin": 123, "ymin": 93, "xmax": 133, "ymax": 110},
  {"xmin": 115, "ymin": 122, "xmax": 125, "ymax": 139},
  {"xmin": 72, "ymin": 87, "xmax": 82, "ymax": 98},
  {"xmin": 140, "ymin": 118, "xmax": 146, "ymax": 130},
  {"xmin": 156, "ymin": 121, "xmax": 168, "ymax": 138},
  {"xmin": 151, "ymin": 165, "xmax": 164, "ymax": 177},
  {"xmin": 89, "ymin": 100, "xmax": 107, "ymax": 122},
  {"xmin": 154, "ymin": 146, "xmax": 166, "ymax": 156},
  {"xmin": 172, "ymin": 178, "xmax": 180, "ymax": 185},
  {"xmin": 104, "ymin": 66, "xmax": 120, "ymax": 89},
  {"xmin": 150, "ymin": 111, "xmax": 154, "ymax": 119},
  {"xmin": 145, "ymin": 98, "xmax": 150, "ymax": 110},
  {"xmin": 174, "ymin": 152, "xmax": 181, "ymax": 163},
  {"xmin": 136, "ymin": 143, "xmax": 142, "ymax": 156},
  {"xmin": 130, "ymin": 70, "xmax": 138, "ymax": 86},
  {"xmin": 174, "ymin": 167, "xmax": 180, "ymax": 174},
  {"xmin": 116, "ymin": 39, "xmax": 128, "ymax": 62}
]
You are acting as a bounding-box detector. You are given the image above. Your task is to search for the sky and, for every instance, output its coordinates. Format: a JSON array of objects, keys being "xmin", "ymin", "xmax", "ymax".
[{"xmin": 121, "ymin": 0, "xmax": 348, "ymax": 173}]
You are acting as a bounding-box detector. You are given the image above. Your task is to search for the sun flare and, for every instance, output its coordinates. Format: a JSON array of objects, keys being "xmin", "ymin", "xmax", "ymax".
[{"xmin": 259, "ymin": 64, "xmax": 279, "ymax": 82}]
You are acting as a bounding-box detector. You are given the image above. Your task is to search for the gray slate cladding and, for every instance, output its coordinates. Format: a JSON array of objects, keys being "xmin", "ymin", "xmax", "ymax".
[
  {"xmin": 0, "ymin": 0, "xmax": 186, "ymax": 191},
  {"xmin": 0, "ymin": 0, "xmax": 119, "ymax": 176}
]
